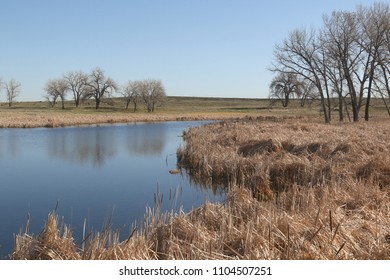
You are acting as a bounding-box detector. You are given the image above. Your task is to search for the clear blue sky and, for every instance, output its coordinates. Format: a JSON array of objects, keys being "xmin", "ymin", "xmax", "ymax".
[{"xmin": 0, "ymin": 0, "xmax": 381, "ymax": 101}]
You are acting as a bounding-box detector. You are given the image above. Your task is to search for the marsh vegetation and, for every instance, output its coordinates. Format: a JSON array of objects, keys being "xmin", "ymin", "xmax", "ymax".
[{"xmin": 12, "ymin": 117, "xmax": 390, "ymax": 260}]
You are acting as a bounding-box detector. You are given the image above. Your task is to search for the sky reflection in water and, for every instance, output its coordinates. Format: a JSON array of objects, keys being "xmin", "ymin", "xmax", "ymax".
[{"xmin": 0, "ymin": 121, "xmax": 226, "ymax": 258}]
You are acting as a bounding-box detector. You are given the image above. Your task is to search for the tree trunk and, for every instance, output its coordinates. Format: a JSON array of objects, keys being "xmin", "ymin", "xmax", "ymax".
[
  {"xmin": 324, "ymin": 81, "xmax": 332, "ymax": 123},
  {"xmin": 95, "ymin": 98, "xmax": 101, "ymax": 109},
  {"xmin": 338, "ymin": 98, "xmax": 343, "ymax": 122},
  {"xmin": 284, "ymin": 94, "xmax": 289, "ymax": 107},
  {"xmin": 364, "ymin": 91, "xmax": 371, "ymax": 121},
  {"xmin": 50, "ymin": 97, "xmax": 57, "ymax": 108},
  {"xmin": 344, "ymin": 66, "xmax": 360, "ymax": 122},
  {"xmin": 352, "ymin": 102, "xmax": 359, "ymax": 122},
  {"xmin": 348, "ymin": 89, "xmax": 359, "ymax": 122},
  {"xmin": 315, "ymin": 77, "xmax": 330, "ymax": 123},
  {"xmin": 365, "ymin": 62, "xmax": 376, "ymax": 121},
  {"xmin": 342, "ymin": 96, "xmax": 351, "ymax": 122},
  {"xmin": 322, "ymin": 102, "xmax": 330, "ymax": 123},
  {"xmin": 75, "ymin": 97, "xmax": 80, "ymax": 108}
]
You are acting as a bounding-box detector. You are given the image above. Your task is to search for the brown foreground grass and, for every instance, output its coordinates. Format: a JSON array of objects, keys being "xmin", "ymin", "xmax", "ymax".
[{"xmin": 12, "ymin": 117, "xmax": 390, "ymax": 259}]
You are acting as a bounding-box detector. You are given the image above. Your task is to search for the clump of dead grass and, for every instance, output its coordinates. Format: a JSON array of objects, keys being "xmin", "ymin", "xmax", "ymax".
[{"xmin": 13, "ymin": 213, "xmax": 79, "ymax": 260}]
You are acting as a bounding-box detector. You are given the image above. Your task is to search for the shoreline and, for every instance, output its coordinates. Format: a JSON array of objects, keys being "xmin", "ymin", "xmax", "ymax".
[
  {"xmin": 0, "ymin": 109, "xmax": 314, "ymax": 129},
  {"xmin": 2, "ymin": 96, "xmax": 387, "ymax": 128},
  {"xmin": 0, "ymin": 96, "xmax": 323, "ymax": 128},
  {"xmin": 0, "ymin": 111, "xmax": 243, "ymax": 129}
]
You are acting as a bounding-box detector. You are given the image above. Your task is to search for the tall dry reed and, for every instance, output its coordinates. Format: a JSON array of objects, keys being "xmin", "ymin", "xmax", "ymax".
[
  {"xmin": 177, "ymin": 118, "xmax": 390, "ymax": 195},
  {"xmin": 12, "ymin": 182, "xmax": 389, "ymax": 259}
]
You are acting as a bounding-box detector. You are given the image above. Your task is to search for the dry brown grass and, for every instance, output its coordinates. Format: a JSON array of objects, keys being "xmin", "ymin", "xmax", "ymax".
[
  {"xmin": 0, "ymin": 110, "xmax": 242, "ymax": 128},
  {"xmin": 177, "ymin": 117, "xmax": 390, "ymax": 193},
  {"xmin": 13, "ymin": 211, "xmax": 157, "ymax": 260},
  {"xmin": 12, "ymin": 118, "xmax": 390, "ymax": 259},
  {"xmin": 13, "ymin": 214, "xmax": 79, "ymax": 260},
  {"xmin": 179, "ymin": 183, "xmax": 389, "ymax": 260},
  {"xmin": 13, "ymin": 183, "xmax": 389, "ymax": 260},
  {"xmin": 0, "ymin": 95, "xmax": 322, "ymax": 128}
]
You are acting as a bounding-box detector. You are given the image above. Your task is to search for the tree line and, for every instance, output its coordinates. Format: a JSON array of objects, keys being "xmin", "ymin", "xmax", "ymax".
[
  {"xmin": 270, "ymin": 2, "xmax": 390, "ymax": 122},
  {"xmin": 44, "ymin": 67, "xmax": 166, "ymax": 111}
]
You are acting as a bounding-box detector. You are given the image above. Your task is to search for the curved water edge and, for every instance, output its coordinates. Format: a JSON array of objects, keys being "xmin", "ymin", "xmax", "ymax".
[{"xmin": 0, "ymin": 121, "xmax": 226, "ymax": 259}]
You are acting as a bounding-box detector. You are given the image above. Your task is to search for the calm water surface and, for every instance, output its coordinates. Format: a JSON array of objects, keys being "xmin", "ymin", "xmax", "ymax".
[{"xmin": 0, "ymin": 121, "xmax": 225, "ymax": 259}]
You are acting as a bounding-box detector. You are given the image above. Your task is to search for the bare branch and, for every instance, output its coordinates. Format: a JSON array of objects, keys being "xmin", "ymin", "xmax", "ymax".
[{"xmin": 86, "ymin": 67, "xmax": 118, "ymax": 109}]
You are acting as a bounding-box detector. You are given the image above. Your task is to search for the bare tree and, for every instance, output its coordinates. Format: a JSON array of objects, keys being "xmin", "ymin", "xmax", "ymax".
[
  {"xmin": 140, "ymin": 79, "xmax": 166, "ymax": 112},
  {"xmin": 121, "ymin": 80, "xmax": 142, "ymax": 111},
  {"xmin": 44, "ymin": 79, "xmax": 68, "ymax": 109},
  {"xmin": 357, "ymin": 3, "xmax": 390, "ymax": 121},
  {"xmin": 375, "ymin": 25, "xmax": 390, "ymax": 117},
  {"xmin": 270, "ymin": 2, "xmax": 390, "ymax": 123},
  {"xmin": 320, "ymin": 12, "xmax": 362, "ymax": 122},
  {"xmin": 374, "ymin": 33, "xmax": 390, "ymax": 117},
  {"xmin": 86, "ymin": 68, "xmax": 117, "ymax": 109},
  {"xmin": 319, "ymin": 28, "xmax": 348, "ymax": 121},
  {"xmin": 321, "ymin": 6, "xmax": 390, "ymax": 122},
  {"xmin": 63, "ymin": 70, "xmax": 89, "ymax": 107},
  {"xmin": 4, "ymin": 78, "xmax": 21, "ymax": 107},
  {"xmin": 271, "ymin": 28, "xmax": 331, "ymax": 123},
  {"xmin": 269, "ymin": 72, "xmax": 302, "ymax": 107}
]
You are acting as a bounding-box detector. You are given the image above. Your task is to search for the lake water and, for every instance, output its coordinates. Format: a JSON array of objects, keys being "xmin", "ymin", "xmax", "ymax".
[{"xmin": 0, "ymin": 121, "xmax": 226, "ymax": 259}]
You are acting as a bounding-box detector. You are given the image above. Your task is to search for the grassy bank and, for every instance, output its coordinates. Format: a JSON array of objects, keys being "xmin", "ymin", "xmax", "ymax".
[
  {"xmin": 1, "ymin": 96, "xmax": 389, "ymax": 128},
  {"xmin": 12, "ymin": 117, "xmax": 390, "ymax": 259},
  {"xmin": 0, "ymin": 99, "xmax": 245, "ymax": 128},
  {"xmin": 0, "ymin": 96, "xmax": 328, "ymax": 128}
]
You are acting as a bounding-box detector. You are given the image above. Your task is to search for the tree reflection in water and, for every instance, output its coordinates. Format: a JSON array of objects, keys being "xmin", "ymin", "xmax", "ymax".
[
  {"xmin": 0, "ymin": 121, "xmax": 226, "ymax": 259},
  {"xmin": 46, "ymin": 123, "xmax": 167, "ymax": 167}
]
